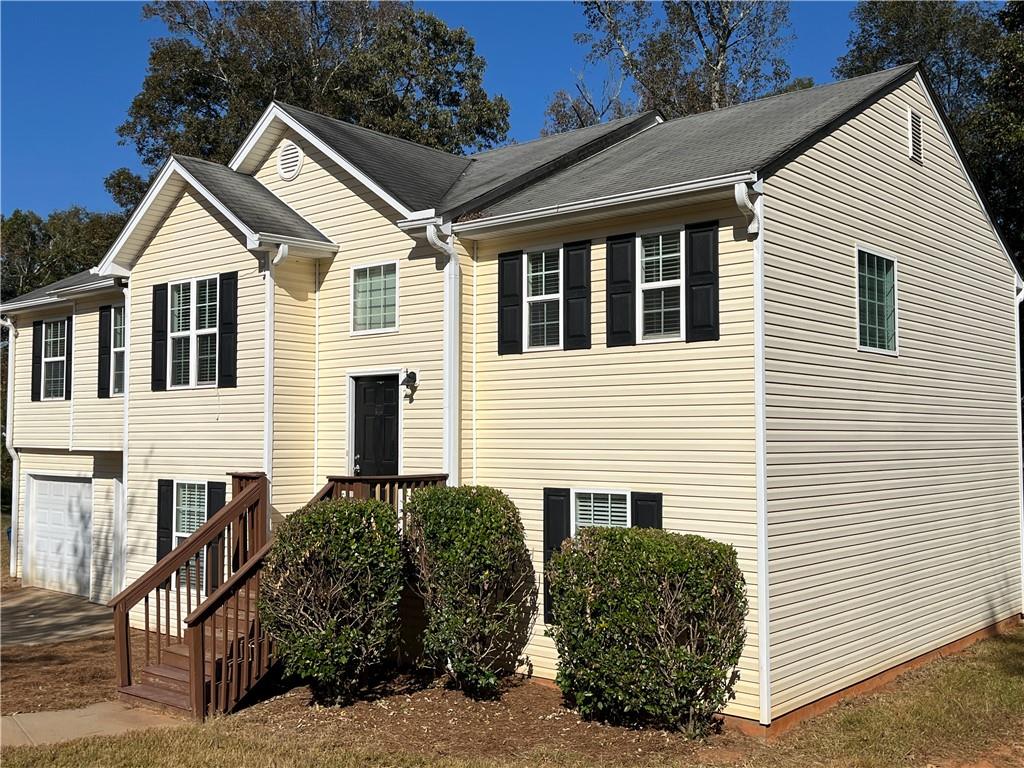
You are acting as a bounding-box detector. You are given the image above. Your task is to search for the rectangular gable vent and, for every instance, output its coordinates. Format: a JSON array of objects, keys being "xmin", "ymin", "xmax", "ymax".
[{"xmin": 908, "ymin": 109, "xmax": 923, "ymax": 164}]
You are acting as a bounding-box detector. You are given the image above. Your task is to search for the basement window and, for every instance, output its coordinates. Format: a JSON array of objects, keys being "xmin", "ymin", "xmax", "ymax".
[{"xmin": 572, "ymin": 490, "xmax": 630, "ymax": 534}]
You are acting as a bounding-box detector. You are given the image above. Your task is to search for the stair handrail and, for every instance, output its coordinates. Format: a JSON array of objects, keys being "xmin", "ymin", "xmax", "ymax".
[
  {"xmin": 184, "ymin": 539, "xmax": 273, "ymax": 627},
  {"xmin": 107, "ymin": 478, "xmax": 265, "ymax": 610}
]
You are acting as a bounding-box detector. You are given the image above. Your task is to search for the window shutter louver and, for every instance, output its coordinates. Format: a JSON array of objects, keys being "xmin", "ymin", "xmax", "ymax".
[
  {"xmin": 497, "ymin": 251, "xmax": 523, "ymax": 355},
  {"xmin": 605, "ymin": 234, "xmax": 636, "ymax": 347},
  {"xmin": 156, "ymin": 479, "xmax": 174, "ymax": 561},
  {"xmin": 543, "ymin": 487, "xmax": 571, "ymax": 624},
  {"xmin": 685, "ymin": 222, "xmax": 719, "ymax": 342},
  {"xmin": 151, "ymin": 283, "xmax": 168, "ymax": 391},
  {"xmin": 563, "ymin": 240, "xmax": 592, "ymax": 350},
  {"xmin": 218, "ymin": 271, "xmax": 238, "ymax": 388},
  {"xmin": 632, "ymin": 492, "xmax": 663, "ymax": 529},
  {"xmin": 63, "ymin": 316, "xmax": 73, "ymax": 400},
  {"xmin": 98, "ymin": 305, "xmax": 112, "ymax": 398},
  {"xmin": 206, "ymin": 481, "xmax": 227, "ymax": 589},
  {"xmin": 31, "ymin": 320, "xmax": 42, "ymax": 401}
]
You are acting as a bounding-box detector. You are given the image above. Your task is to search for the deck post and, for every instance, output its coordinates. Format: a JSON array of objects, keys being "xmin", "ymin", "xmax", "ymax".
[{"xmin": 113, "ymin": 604, "xmax": 131, "ymax": 688}]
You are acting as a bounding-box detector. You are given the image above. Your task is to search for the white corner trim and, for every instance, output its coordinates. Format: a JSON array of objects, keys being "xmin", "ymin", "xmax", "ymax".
[
  {"xmin": 914, "ymin": 72, "xmax": 1020, "ymax": 287},
  {"xmin": 753, "ymin": 182, "xmax": 771, "ymax": 726},
  {"xmin": 228, "ymin": 103, "xmax": 414, "ymax": 219}
]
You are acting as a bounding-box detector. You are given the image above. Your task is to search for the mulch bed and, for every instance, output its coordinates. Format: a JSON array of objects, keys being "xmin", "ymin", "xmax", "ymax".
[{"xmin": 236, "ymin": 677, "xmax": 751, "ymax": 765}]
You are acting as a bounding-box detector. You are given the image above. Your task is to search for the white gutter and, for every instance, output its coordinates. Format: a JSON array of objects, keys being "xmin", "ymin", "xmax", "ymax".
[
  {"xmin": 423, "ymin": 220, "xmax": 461, "ymax": 486},
  {"xmin": 1, "ymin": 316, "xmax": 19, "ymax": 578},
  {"xmin": 451, "ymin": 172, "xmax": 756, "ymax": 235},
  {"xmin": 751, "ymin": 180, "xmax": 771, "ymax": 725}
]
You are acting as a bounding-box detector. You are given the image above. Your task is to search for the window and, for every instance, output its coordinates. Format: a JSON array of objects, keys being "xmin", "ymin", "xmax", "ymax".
[
  {"xmin": 168, "ymin": 277, "xmax": 218, "ymax": 388},
  {"xmin": 352, "ymin": 262, "xmax": 398, "ymax": 334},
  {"xmin": 572, "ymin": 490, "xmax": 630, "ymax": 534},
  {"xmin": 908, "ymin": 108, "xmax": 923, "ymax": 164},
  {"xmin": 524, "ymin": 247, "xmax": 562, "ymax": 350},
  {"xmin": 174, "ymin": 481, "xmax": 207, "ymax": 585},
  {"xmin": 638, "ymin": 231, "xmax": 683, "ymax": 341},
  {"xmin": 111, "ymin": 306, "xmax": 125, "ymax": 395},
  {"xmin": 857, "ymin": 248, "xmax": 898, "ymax": 353},
  {"xmin": 41, "ymin": 319, "xmax": 67, "ymax": 400}
]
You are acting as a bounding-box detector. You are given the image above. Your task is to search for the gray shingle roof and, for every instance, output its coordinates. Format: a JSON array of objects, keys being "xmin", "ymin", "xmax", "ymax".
[
  {"xmin": 474, "ymin": 64, "xmax": 918, "ymax": 219},
  {"xmin": 275, "ymin": 102, "xmax": 472, "ymax": 212},
  {"xmin": 174, "ymin": 155, "xmax": 331, "ymax": 242},
  {"xmin": 1, "ymin": 269, "xmax": 116, "ymax": 311}
]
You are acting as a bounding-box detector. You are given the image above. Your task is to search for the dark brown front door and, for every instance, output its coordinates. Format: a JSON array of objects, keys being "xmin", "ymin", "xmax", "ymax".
[{"xmin": 353, "ymin": 375, "xmax": 399, "ymax": 476}]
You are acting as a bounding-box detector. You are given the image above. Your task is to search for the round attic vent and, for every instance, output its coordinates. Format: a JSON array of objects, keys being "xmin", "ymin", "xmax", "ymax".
[{"xmin": 277, "ymin": 140, "xmax": 303, "ymax": 181}]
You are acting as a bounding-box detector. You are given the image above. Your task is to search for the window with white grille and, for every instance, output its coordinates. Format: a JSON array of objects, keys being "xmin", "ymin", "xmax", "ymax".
[
  {"xmin": 169, "ymin": 277, "xmax": 218, "ymax": 388},
  {"xmin": 111, "ymin": 305, "xmax": 125, "ymax": 395},
  {"xmin": 908, "ymin": 109, "xmax": 923, "ymax": 164},
  {"xmin": 638, "ymin": 231, "xmax": 683, "ymax": 341},
  {"xmin": 573, "ymin": 490, "xmax": 630, "ymax": 533},
  {"xmin": 524, "ymin": 248, "xmax": 562, "ymax": 350},
  {"xmin": 42, "ymin": 319, "xmax": 67, "ymax": 400},
  {"xmin": 352, "ymin": 261, "xmax": 398, "ymax": 333},
  {"xmin": 174, "ymin": 481, "xmax": 207, "ymax": 585}
]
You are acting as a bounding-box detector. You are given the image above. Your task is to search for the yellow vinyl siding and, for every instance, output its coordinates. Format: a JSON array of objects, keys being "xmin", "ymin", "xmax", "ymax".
[
  {"xmin": 72, "ymin": 294, "xmax": 124, "ymax": 451},
  {"xmin": 16, "ymin": 449, "xmax": 121, "ymax": 603},
  {"xmin": 254, "ymin": 133, "xmax": 445, "ymax": 483},
  {"xmin": 125, "ymin": 189, "xmax": 265, "ymax": 588},
  {"xmin": 272, "ymin": 256, "xmax": 317, "ymax": 514},
  {"xmin": 11, "ymin": 308, "xmax": 71, "ymax": 448},
  {"xmin": 467, "ymin": 204, "xmax": 760, "ymax": 720},
  {"xmin": 763, "ymin": 77, "xmax": 1022, "ymax": 718}
]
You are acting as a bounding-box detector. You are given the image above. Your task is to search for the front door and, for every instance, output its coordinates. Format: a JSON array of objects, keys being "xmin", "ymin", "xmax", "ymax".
[{"xmin": 353, "ymin": 375, "xmax": 399, "ymax": 476}]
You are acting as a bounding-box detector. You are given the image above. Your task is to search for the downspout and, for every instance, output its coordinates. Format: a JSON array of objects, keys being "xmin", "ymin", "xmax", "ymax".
[
  {"xmin": 425, "ymin": 221, "xmax": 461, "ymax": 486},
  {"xmin": 1016, "ymin": 283, "xmax": 1024, "ymax": 614},
  {"xmin": 264, "ymin": 248, "xmax": 281, "ymax": 516},
  {"xmin": 1, "ymin": 316, "xmax": 19, "ymax": 578},
  {"xmin": 117, "ymin": 280, "xmax": 130, "ymax": 593}
]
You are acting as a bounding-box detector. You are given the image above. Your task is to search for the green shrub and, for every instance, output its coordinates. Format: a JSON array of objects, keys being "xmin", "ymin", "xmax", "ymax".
[
  {"xmin": 547, "ymin": 526, "xmax": 747, "ymax": 735},
  {"xmin": 259, "ymin": 498, "xmax": 402, "ymax": 703},
  {"xmin": 404, "ymin": 485, "xmax": 536, "ymax": 698}
]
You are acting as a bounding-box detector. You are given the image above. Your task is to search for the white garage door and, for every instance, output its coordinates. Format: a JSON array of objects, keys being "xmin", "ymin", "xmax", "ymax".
[{"xmin": 27, "ymin": 477, "xmax": 92, "ymax": 597}]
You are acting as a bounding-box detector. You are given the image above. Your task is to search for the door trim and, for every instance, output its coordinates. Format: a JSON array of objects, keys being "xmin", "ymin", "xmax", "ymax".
[
  {"xmin": 23, "ymin": 472, "xmax": 94, "ymax": 598},
  {"xmin": 347, "ymin": 367, "xmax": 404, "ymax": 475}
]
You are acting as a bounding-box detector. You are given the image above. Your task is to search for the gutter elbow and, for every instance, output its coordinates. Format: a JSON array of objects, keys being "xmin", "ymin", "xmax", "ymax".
[
  {"xmin": 425, "ymin": 221, "xmax": 458, "ymax": 261},
  {"xmin": 734, "ymin": 182, "xmax": 760, "ymax": 236}
]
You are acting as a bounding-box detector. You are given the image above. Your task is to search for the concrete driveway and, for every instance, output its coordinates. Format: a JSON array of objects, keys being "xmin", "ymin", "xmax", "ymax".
[{"xmin": 2, "ymin": 587, "xmax": 111, "ymax": 646}]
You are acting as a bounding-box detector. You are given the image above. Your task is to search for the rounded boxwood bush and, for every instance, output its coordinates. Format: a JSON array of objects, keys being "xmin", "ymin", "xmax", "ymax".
[
  {"xmin": 259, "ymin": 498, "xmax": 402, "ymax": 703},
  {"xmin": 547, "ymin": 527, "xmax": 747, "ymax": 735},
  {"xmin": 404, "ymin": 485, "xmax": 536, "ymax": 698}
]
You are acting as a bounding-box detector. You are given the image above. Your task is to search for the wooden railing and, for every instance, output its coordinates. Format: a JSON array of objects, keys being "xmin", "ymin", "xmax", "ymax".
[
  {"xmin": 109, "ymin": 472, "xmax": 270, "ymax": 709},
  {"xmin": 314, "ymin": 474, "xmax": 448, "ymax": 520}
]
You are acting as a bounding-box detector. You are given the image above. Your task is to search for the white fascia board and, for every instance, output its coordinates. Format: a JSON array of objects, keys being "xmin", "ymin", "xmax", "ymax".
[
  {"xmin": 228, "ymin": 103, "xmax": 414, "ymax": 220},
  {"xmin": 255, "ymin": 232, "xmax": 339, "ymax": 254},
  {"xmin": 450, "ymin": 171, "xmax": 756, "ymax": 235},
  {"xmin": 915, "ymin": 73, "xmax": 1020, "ymax": 287},
  {"xmin": 0, "ymin": 296, "xmax": 75, "ymax": 314},
  {"xmin": 99, "ymin": 158, "xmax": 260, "ymax": 275}
]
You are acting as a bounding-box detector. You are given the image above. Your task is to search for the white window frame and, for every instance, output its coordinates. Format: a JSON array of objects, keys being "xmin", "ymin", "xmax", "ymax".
[
  {"xmin": 40, "ymin": 317, "xmax": 68, "ymax": 401},
  {"xmin": 172, "ymin": 479, "xmax": 209, "ymax": 591},
  {"xmin": 110, "ymin": 304, "xmax": 126, "ymax": 397},
  {"xmin": 854, "ymin": 243, "xmax": 900, "ymax": 357},
  {"xmin": 570, "ymin": 488, "xmax": 632, "ymax": 535},
  {"xmin": 635, "ymin": 228, "xmax": 685, "ymax": 344},
  {"xmin": 350, "ymin": 260, "xmax": 400, "ymax": 336},
  {"xmin": 167, "ymin": 275, "xmax": 219, "ymax": 390},
  {"xmin": 907, "ymin": 107, "xmax": 923, "ymax": 164},
  {"xmin": 522, "ymin": 244, "xmax": 564, "ymax": 352}
]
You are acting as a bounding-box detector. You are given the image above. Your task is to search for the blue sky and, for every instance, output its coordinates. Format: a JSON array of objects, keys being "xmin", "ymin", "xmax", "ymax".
[{"xmin": 0, "ymin": 1, "xmax": 855, "ymax": 216}]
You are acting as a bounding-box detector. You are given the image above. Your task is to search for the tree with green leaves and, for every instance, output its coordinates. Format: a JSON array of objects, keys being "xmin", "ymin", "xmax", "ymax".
[
  {"xmin": 106, "ymin": 0, "xmax": 510, "ymax": 211},
  {"xmin": 544, "ymin": 0, "xmax": 795, "ymax": 133},
  {"xmin": 835, "ymin": 0, "xmax": 1020, "ymax": 264}
]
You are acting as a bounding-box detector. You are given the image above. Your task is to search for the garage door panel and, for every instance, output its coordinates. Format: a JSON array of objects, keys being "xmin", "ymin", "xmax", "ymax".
[{"xmin": 28, "ymin": 477, "xmax": 92, "ymax": 597}]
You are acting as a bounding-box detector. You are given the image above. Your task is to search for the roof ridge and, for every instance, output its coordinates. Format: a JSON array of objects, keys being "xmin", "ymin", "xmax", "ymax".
[
  {"xmin": 659, "ymin": 61, "xmax": 919, "ymax": 127},
  {"xmin": 469, "ymin": 110, "xmax": 659, "ymax": 158},
  {"xmin": 274, "ymin": 101, "xmax": 472, "ymax": 163}
]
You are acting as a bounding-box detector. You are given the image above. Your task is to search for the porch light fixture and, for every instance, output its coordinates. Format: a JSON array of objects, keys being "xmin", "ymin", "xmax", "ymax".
[{"xmin": 401, "ymin": 370, "xmax": 417, "ymax": 389}]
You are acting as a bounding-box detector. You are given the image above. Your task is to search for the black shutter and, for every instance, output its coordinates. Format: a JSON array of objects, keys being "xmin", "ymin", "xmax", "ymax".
[
  {"xmin": 151, "ymin": 283, "xmax": 168, "ymax": 391},
  {"xmin": 543, "ymin": 487, "xmax": 571, "ymax": 624},
  {"xmin": 218, "ymin": 271, "xmax": 238, "ymax": 388},
  {"xmin": 497, "ymin": 251, "xmax": 523, "ymax": 355},
  {"xmin": 606, "ymin": 234, "xmax": 636, "ymax": 347},
  {"xmin": 63, "ymin": 316, "xmax": 73, "ymax": 400},
  {"xmin": 632, "ymin": 492, "xmax": 663, "ymax": 529},
  {"xmin": 206, "ymin": 481, "xmax": 227, "ymax": 590},
  {"xmin": 563, "ymin": 240, "xmax": 591, "ymax": 350},
  {"xmin": 156, "ymin": 479, "xmax": 174, "ymax": 562},
  {"xmin": 97, "ymin": 305, "xmax": 112, "ymax": 398},
  {"xmin": 685, "ymin": 221, "xmax": 719, "ymax": 342},
  {"xmin": 31, "ymin": 320, "xmax": 42, "ymax": 401}
]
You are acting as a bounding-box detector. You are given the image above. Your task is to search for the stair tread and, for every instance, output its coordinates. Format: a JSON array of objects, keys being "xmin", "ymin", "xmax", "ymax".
[
  {"xmin": 119, "ymin": 683, "xmax": 191, "ymax": 711},
  {"xmin": 143, "ymin": 663, "xmax": 212, "ymax": 683}
]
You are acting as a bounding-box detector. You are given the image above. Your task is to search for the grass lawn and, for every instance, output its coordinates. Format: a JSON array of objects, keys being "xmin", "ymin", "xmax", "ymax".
[{"xmin": 3, "ymin": 625, "xmax": 1023, "ymax": 768}]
